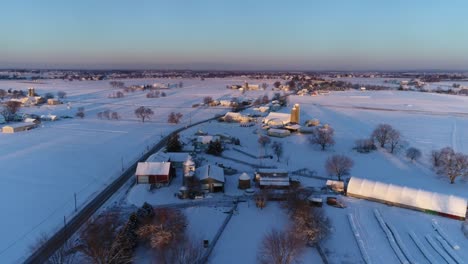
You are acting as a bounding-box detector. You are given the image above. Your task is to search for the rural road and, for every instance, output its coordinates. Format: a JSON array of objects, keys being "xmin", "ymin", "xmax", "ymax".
[{"xmin": 24, "ymin": 116, "xmax": 219, "ymax": 264}]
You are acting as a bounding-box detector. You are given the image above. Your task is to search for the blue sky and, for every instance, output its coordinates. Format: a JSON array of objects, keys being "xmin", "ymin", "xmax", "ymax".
[{"xmin": 1, "ymin": 0, "xmax": 468, "ymax": 70}]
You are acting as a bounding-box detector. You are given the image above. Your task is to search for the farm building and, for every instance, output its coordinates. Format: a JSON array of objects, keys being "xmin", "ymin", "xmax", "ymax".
[
  {"xmin": 2, "ymin": 122, "xmax": 37, "ymax": 133},
  {"xmin": 223, "ymin": 112, "xmax": 251, "ymax": 123},
  {"xmin": 347, "ymin": 177, "xmax": 467, "ymax": 220},
  {"xmin": 135, "ymin": 162, "xmax": 174, "ymax": 185},
  {"xmin": 268, "ymin": 128, "xmax": 291, "ymax": 138},
  {"xmin": 263, "ymin": 112, "xmax": 291, "ymax": 127},
  {"xmin": 238, "ymin": 172, "xmax": 251, "ymax": 189},
  {"xmin": 255, "ymin": 169, "xmax": 290, "ymax": 188},
  {"xmin": 196, "ymin": 164, "xmax": 225, "ymax": 192},
  {"xmin": 47, "ymin": 98, "xmax": 61, "ymax": 105}
]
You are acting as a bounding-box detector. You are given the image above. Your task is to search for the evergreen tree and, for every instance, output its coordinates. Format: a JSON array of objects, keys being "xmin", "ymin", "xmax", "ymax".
[
  {"xmin": 166, "ymin": 133, "xmax": 182, "ymax": 152},
  {"xmin": 206, "ymin": 140, "xmax": 223, "ymax": 156}
]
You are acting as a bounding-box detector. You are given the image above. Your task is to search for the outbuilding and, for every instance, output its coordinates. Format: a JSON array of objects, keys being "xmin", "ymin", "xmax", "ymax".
[
  {"xmin": 196, "ymin": 164, "xmax": 225, "ymax": 192},
  {"xmin": 135, "ymin": 162, "xmax": 174, "ymax": 185},
  {"xmin": 238, "ymin": 172, "xmax": 251, "ymax": 189},
  {"xmin": 268, "ymin": 128, "xmax": 291, "ymax": 138},
  {"xmin": 347, "ymin": 177, "xmax": 467, "ymax": 220},
  {"xmin": 2, "ymin": 122, "xmax": 37, "ymax": 133},
  {"xmin": 255, "ymin": 169, "xmax": 290, "ymax": 189}
]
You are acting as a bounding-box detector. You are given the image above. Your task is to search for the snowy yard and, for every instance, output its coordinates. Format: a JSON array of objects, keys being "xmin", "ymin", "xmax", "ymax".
[{"xmin": 324, "ymin": 197, "xmax": 468, "ymax": 264}]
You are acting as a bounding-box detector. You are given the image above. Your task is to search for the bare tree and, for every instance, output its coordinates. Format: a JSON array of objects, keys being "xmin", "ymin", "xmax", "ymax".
[
  {"xmin": 0, "ymin": 89, "xmax": 6, "ymax": 100},
  {"xmin": 406, "ymin": 147, "xmax": 422, "ymax": 161},
  {"xmin": 325, "ymin": 155, "xmax": 354, "ymax": 181},
  {"xmin": 261, "ymin": 83, "xmax": 268, "ymax": 90},
  {"xmin": 273, "ymin": 81, "xmax": 281, "ymax": 89},
  {"xmin": 435, "ymin": 147, "xmax": 468, "ymax": 184},
  {"xmin": 168, "ymin": 112, "xmax": 183, "ymax": 124},
  {"xmin": 30, "ymin": 233, "xmax": 77, "ymax": 264},
  {"xmin": 134, "ymin": 106, "xmax": 154, "ymax": 122},
  {"xmin": 388, "ymin": 129, "xmax": 401, "ymax": 153},
  {"xmin": 431, "ymin": 147, "xmax": 453, "ymax": 168},
  {"xmin": 109, "ymin": 81, "xmax": 125, "ymax": 88},
  {"xmin": 57, "ymin": 91, "xmax": 67, "ymax": 99},
  {"xmin": 164, "ymin": 235, "xmax": 204, "ymax": 264},
  {"xmin": 371, "ymin": 124, "xmax": 393, "ymax": 148},
  {"xmin": 75, "ymin": 213, "xmax": 131, "ymax": 264},
  {"xmin": 271, "ymin": 141, "xmax": 283, "ymax": 162},
  {"xmin": 257, "ymin": 228, "xmax": 305, "ymax": 264},
  {"xmin": 1, "ymin": 101, "xmax": 22, "ymax": 121},
  {"xmin": 354, "ymin": 138, "xmax": 376, "ymax": 153},
  {"xmin": 137, "ymin": 208, "xmax": 187, "ymax": 263},
  {"xmin": 111, "ymin": 111, "xmax": 120, "ymax": 120},
  {"xmin": 203, "ymin": 96, "xmax": 213, "ymax": 105},
  {"xmin": 283, "ymin": 189, "xmax": 330, "ymax": 247},
  {"xmin": 75, "ymin": 107, "xmax": 85, "ymax": 119},
  {"xmin": 309, "ymin": 126, "xmax": 335, "ymax": 151}
]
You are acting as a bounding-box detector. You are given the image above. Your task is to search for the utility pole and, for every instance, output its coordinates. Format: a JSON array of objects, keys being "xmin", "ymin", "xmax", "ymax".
[
  {"xmin": 74, "ymin": 193, "xmax": 77, "ymax": 212},
  {"xmin": 121, "ymin": 157, "xmax": 124, "ymax": 172}
]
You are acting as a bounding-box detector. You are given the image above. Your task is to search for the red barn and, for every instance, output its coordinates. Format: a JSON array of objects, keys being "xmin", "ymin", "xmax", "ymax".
[{"xmin": 135, "ymin": 162, "xmax": 174, "ymax": 185}]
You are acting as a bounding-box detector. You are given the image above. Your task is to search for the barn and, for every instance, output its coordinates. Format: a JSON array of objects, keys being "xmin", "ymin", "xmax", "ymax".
[
  {"xmin": 347, "ymin": 177, "xmax": 467, "ymax": 220},
  {"xmin": 196, "ymin": 164, "xmax": 225, "ymax": 192},
  {"xmin": 135, "ymin": 162, "xmax": 174, "ymax": 185}
]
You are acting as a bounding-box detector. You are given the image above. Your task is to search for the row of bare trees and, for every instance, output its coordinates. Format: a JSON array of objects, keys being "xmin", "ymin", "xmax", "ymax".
[{"xmin": 97, "ymin": 110, "xmax": 120, "ymax": 120}]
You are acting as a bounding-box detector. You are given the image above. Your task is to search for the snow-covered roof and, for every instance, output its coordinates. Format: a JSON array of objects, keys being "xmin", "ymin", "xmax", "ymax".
[
  {"xmin": 239, "ymin": 172, "xmax": 250, "ymax": 180},
  {"xmin": 136, "ymin": 162, "xmax": 171, "ymax": 176},
  {"xmin": 2, "ymin": 122, "xmax": 36, "ymax": 129},
  {"xmin": 197, "ymin": 135, "xmax": 220, "ymax": 144},
  {"xmin": 259, "ymin": 178, "xmax": 290, "ymax": 186},
  {"xmin": 257, "ymin": 169, "xmax": 288, "ymax": 175},
  {"xmin": 147, "ymin": 152, "xmax": 191, "ymax": 163},
  {"xmin": 268, "ymin": 128, "xmax": 291, "ymax": 135},
  {"xmin": 347, "ymin": 177, "xmax": 467, "ymax": 218},
  {"xmin": 263, "ymin": 112, "xmax": 291, "ymax": 124},
  {"xmin": 196, "ymin": 164, "xmax": 224, "ymax": 183}
]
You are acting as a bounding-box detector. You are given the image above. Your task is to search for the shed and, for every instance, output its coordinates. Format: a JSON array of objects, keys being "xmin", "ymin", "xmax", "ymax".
[
  {"xmin": 135, "ymin": 162, "xmax": 173, "ymax": 185},
  {"xmin": 47, "ymin": 98, "xmax": 61, "ymax": 105},
  {"xmin": 196, "ymin": 164, "xmax": 225, "ymax": 192},
  {"xmin": 268, "ymin": 128, "xmax": 291, "ymax": 138},
  {"xmin": 326, "ymin": 180, "xmax": 345, "ymax": 193},
  {"xmin": 2, "ymin": 122, "xmax": 37, "ymax": 133},
  {"xmin": 238, "ymin": 172, "xmax": 251, "ymax": 189},
  {"xmin": 347, "ymin": 177, "xmax": 467, "ymax": 220}
]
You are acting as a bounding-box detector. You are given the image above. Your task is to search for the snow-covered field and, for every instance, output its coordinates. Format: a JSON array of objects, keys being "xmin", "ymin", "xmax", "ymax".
[{"xmin": 0, "ymin": 78, "xmax": 276, "ymax": 263}]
